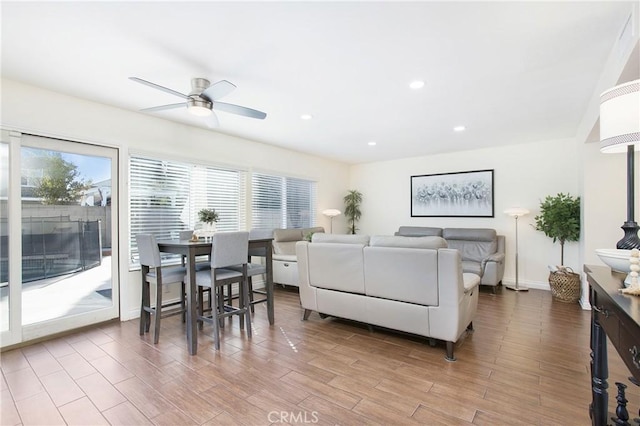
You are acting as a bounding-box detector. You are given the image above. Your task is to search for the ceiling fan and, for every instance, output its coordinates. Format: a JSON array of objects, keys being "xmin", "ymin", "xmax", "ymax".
[{"xmin": 129, "ymin": 76, "xmax": 267, "ymax": 127}]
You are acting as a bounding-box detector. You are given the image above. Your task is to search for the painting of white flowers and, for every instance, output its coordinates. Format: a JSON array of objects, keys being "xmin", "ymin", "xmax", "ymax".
[{"xmin": 411, "ymin": 169, "xmax": 494, "ymax": 217}]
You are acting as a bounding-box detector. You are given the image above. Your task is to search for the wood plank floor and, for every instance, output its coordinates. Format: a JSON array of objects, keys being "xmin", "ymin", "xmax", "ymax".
[{"xmin": 2, "ymin": 286, "xmax": 638, "ymax": 425}]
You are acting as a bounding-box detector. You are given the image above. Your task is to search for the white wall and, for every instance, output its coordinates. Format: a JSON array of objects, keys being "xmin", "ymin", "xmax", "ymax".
[
  {"xmin": 349, "ymin": 5, "xmax": 640, "ymax": 300},
  {"xmin": 349, "ymin": 138, "xmax": 581, "ymax": 289},
  {"xmin": 1, "ymin": 78, "xmax": 351, "ymax": 320}
]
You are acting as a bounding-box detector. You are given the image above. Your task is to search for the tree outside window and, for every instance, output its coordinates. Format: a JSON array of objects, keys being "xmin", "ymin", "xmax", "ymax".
[{"xmin": 33, "ymin": 153, "xmax": 91, "ymax": 205}]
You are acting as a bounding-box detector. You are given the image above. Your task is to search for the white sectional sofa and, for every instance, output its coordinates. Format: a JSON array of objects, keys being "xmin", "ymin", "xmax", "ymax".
[{"xmin": 296, "ymin": 233, "xmax": 480, "ymax": 361}]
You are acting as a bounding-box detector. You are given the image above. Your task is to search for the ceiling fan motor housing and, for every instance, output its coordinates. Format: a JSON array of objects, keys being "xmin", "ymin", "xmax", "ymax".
[
  {"xmin": 190, "ymin": 78, "xmax": 211, "ymax": 95},
  {"xmin": 188, "ymin": 78, "xmax": 213, "ymax": 114}
]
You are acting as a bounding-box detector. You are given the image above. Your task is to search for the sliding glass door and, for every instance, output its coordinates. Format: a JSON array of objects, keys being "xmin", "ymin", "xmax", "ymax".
[{"xmin": 1, "ymin": 131, "xmax": 119, "ymax": 346}]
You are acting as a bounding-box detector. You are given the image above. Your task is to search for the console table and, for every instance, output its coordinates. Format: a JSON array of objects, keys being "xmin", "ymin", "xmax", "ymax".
[{"xmin": 585, "ymin": 264, "xmax": 640, "ymax": 425}]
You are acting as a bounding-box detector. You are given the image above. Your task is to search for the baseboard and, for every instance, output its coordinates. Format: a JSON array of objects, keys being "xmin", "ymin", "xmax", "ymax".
[
  {"xmin": 579, "ymin": 298, "xmax": 591, "ymax": 310},
  {"xmin": 501, "ymin": 279, "xmax": 549, "ymax": 291}
]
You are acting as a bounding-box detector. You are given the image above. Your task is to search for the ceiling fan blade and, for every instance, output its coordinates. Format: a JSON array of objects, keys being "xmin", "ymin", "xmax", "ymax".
[
  {"xmin": 213, "ymin": 101, "xmax": 267, "ymax": 119},
  {"xmin": 140, "ymin": 103, "xmax": 185, "ymax": 112},
  {"xmin": 206, "ymin": 111, "xmax": 220, "ymax": 128},
  {"xmin": 129, "ymin": 77, "xmax": 189, "ymax": 100},
  {"xmin": 201, "ymin": 80, "xmax": 236, "ymax": 101}
]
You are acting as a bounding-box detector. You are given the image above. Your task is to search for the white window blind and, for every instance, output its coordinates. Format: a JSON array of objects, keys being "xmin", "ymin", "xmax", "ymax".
[
  {"xmin": 130, "ymin": 156, "xmax": 246, "ymax": 266},
  {"xmin": 251, "ymin": 172, "xmax": 316, "ymax": 229}
]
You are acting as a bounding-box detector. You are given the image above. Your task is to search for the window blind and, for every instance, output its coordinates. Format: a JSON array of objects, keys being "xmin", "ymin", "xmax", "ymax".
[
  {"xmin": 130, "ymin": 156, "xmax": 246, "ymax": 267},
  {"xmin": 251, "ymin": 172, "xmax": 316, "ymax": 229}
]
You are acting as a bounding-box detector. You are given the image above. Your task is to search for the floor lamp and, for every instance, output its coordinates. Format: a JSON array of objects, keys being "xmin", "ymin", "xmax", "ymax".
[
  {"xmin": 504, "ymin": 207, "xmax": 530, "ymax": 292},
  {"xmin": 321, "ymin": 209, "xmax": 341, "ymax": 233},
  {"xmin": 599, "ymin": 79, "xmax": 640, "ymax": 250}
]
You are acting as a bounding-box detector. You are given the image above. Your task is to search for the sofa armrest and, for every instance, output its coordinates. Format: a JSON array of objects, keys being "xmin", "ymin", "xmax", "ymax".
[
  {"xmin": 480, "ymin": 253, "xmax": 506, "ymax": 286},
  {"xmin": 481, "ymin": 252, "xmax": 504, "ymax": 268},
  {"xmin": 273, "ymin": 254, "xmax": 297, "ymax": 262},
  {"xmin": 463, "ymin": 273, "xmax": 481, "ymax": 294}
]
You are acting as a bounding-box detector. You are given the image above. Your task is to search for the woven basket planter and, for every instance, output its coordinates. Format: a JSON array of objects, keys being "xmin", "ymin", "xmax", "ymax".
[{"xmin": 548, "ymin": 268, "xmax": 580, "ymax": 303}]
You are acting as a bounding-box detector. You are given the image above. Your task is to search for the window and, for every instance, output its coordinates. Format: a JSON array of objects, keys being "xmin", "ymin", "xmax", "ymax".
[
  {"xmin": 252, "ymin": 172, "xmax": 316, "ymax": 229},
  {"xmin": 129, "ymin": 156, "xmax": 246, "ymax": 266}
]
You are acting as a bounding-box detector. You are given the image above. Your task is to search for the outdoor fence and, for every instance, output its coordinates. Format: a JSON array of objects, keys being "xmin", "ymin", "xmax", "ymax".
[{"xmin": 0, "ymin": 217, "xmax": 102, "ymax": 283}]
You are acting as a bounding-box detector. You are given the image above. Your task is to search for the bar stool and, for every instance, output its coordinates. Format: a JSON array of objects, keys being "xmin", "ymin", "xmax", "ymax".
[
  {"xmin": 193, "ymin": 231, "xmax": 251, "ymax": 350},
  {"xmin": 136, "ymin": 234, "xmax": 187, "ymax": 344}
]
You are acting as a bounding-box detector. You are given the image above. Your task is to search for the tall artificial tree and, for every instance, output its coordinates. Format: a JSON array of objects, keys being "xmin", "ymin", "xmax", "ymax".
[
  {"xmin": 343, "ymin": 190, "xmax": 363, "ymax": 235},
  {"xmin": 534, "ymin": 193, "xmax": 580, "ymax": 265}
]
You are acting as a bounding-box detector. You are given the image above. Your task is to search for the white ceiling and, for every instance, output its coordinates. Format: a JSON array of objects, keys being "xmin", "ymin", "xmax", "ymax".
[{"xmin": 1, "ymin": 1, "xmax": 635, "ymax": 164}]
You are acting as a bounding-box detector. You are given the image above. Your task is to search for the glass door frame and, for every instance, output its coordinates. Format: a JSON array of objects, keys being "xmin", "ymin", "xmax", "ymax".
[{"xmin": 1, "ymin": 131, "xmax": 120, "ymax": 347}]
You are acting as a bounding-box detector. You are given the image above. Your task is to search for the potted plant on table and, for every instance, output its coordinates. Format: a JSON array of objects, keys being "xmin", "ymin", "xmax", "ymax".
[
  {"xmin": 534, "ymin": 193, "xmax": 581, "ymax": 302},
  {"xmin": 197, "ymin": 208, "xmax": 219, "ymax": 239},
  {"xmin": 343, "ymin": 189, "xmax": 363, "ymax": 235}
]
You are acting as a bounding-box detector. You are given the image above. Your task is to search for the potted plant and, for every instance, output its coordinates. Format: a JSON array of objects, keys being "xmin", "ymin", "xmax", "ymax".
[
  {"xmin": 343, "ymin": 190, "xmax": 363, "ymax": 234},
  {"xmin": 534, "ymin": 193, "xmax": 581, "ymax": 302},
  {"xmin": 198, "ymin": 208, "xmax": 219, "ymax": 225},
  {"xmin": 197, "ymin": 208, "xmax": 219, "ymax": 238}
]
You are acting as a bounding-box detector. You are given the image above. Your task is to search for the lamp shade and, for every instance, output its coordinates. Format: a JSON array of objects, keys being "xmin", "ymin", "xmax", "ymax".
[
  {"xmin": 322, "ymin": 209, "xmax": 341, "ymax": 217},
  {"xmin": 504, "ymin": 207, "xmax": 530, "ymax": 217},
  {"xmin": 600, "ymin": 79, "xmax": 640, "ymax": 153}
]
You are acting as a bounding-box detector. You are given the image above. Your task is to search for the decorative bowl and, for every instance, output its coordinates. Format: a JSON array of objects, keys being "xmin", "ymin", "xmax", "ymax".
[{"xmin": 595, "ymin": 248, "xmax": 632, "ymax": 273}]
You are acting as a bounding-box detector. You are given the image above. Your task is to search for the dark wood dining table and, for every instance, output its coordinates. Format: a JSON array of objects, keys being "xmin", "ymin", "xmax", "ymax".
[{"xmin": 157, "ymin": 237, "xmax": 274, "ymax": 355}]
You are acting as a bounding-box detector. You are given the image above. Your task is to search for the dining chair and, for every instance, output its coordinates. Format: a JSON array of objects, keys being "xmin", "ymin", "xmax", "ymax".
[
  {"xmin": 193, "ymin": 231, "xmax": 251, "ymax": 350},
  {"xmin": 136, "ymin": 233, "xmax": 187, "ymax": 344},
  {"xmin": 179, "ymin": 229, "xmax": 213, "ymax": 316},
  {"xmin": 229, "ymin": 228, "xmax": 273, "ymax": 313}
]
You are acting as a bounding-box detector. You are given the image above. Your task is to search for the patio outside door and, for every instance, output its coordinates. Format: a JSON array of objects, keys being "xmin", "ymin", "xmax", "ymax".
[{"xmin": 1, "ymin": 131, "xmax": 119, "ymax": 346}]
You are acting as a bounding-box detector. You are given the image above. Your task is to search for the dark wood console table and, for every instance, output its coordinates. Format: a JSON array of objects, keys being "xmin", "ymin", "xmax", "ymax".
[{"xmin": 585, "ymin": 264, "xmax": 640, "ymax": 426}]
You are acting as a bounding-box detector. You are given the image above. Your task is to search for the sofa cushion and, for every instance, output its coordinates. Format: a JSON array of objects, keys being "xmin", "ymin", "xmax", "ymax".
[
  {"xmin": 303, "ymin": 227, "xmax": 325, "ymax": 236},
  {"xmin": 273, "ymin": 229, "xmax": 303, "ymax": 255},
  {"xmin": 364, "ymin": 246, "xmax": 439, "ymax": 306},
  {"xmin": 443, "ymin": 228, "xmax": 497, "ymax": 263},
  {"xmin": 312, "ymin": 233, "xmax": 370, "ymax": 245},
  {"xmin": 395, "ymin": 226, "xmax": 443, "ymax": 237},
  {"xmin": 307, "ymin": 242, "xmax": 367, "ymax": 293},
  {"xmin": 442, "ymin": 228, "xmax": 496, "ymax": 242},
  {"xmin": 447, "ymin": 240, "xmax": 497, "ymax": 263},
  {"xmin": 370, "ymin": 235, "xmax": 447, "ymax": 249},
  {"xmin": 273, "ymin": 228, "xmax": 303, "ymax": 242},
  {"xmin": 461, "ymin": 260, "xmax": 482, "ymax": 276}
]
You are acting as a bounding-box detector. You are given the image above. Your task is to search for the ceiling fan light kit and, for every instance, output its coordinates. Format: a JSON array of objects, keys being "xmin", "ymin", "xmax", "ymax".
[
  {"xmin": 187, "ymin": 98, "xmax": 213, "ymax": 116},
  {"xmin": 129, "ymin": 76, "xmax": 266, "ymax": 125}
]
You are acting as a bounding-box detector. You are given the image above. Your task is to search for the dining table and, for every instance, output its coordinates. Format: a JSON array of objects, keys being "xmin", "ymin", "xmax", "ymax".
[{"xmin": 157, "ymin": 237, "xmax": 274, "ymax": 355}]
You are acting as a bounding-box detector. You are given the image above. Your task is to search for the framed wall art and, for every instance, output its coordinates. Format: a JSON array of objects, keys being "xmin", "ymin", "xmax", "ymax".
[{"xmin": 411, "ymin": 169, "xmax": 494, "ymax": 217}]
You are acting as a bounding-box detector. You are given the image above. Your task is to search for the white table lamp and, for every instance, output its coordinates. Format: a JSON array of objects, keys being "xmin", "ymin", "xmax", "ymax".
[
  {"xmin": 504, "ymin": 207, "xmax": 530, "ymax": 292},
  {"xmin": 599, "ymin": 79, "xmax": 640, "ymax": 250}
]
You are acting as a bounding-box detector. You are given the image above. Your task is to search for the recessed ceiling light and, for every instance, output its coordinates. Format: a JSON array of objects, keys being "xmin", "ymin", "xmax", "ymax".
[
  {"xmin": 409, "ymin": 80, "xmax": 425, "ymax": 90},
  {"xmin": 300, "ymin": 114, "xmax": 313, "ymax": 120},
  {"xmin": 453, "ymin": 125, "xmax": 466, "ymax": 132},
  {"xmin": 368, "ymin": 141, "xmax": 377, "ymax": 146}
]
